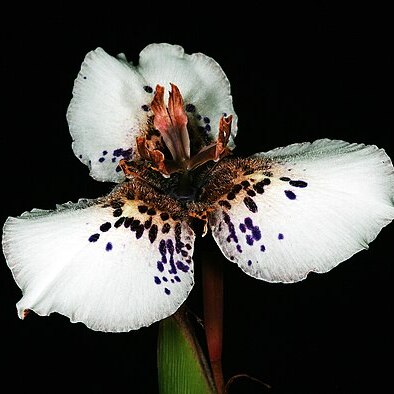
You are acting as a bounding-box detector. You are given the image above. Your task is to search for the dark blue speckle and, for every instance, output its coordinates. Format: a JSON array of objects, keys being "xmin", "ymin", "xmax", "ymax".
[
  {"xmin": 203, "ymin": 116, "xmax": 210, "ymax": 124},
  {"xmin": 278, "ymin": 233, "xmax": 284, "ymax": 240},
  {"xmin": 252, "ymin": 226, "xmax": 261, "ymax": 241},
  {"xmin": 154, "ymin": 276, "xmax": 161, "ymax": 284},
  {"xmin": 157, "ymin": 261, "xmax": 164, "ymax": 272},
  {"xmin": 99, "ymin": 157, "xmax": 105, "ymax": 163},
  {"xmin": 246, "ymin": 235, "xmax": 254, "ymax": 246},
  {"xmin": 164, "ymin": 288, "xmax": 171, "ymax": 295},
  {"xmin": 236, "ymin": 244, "xmax": 243, "ymax": 253},
  {"xmin": 102, "ymin": 150, "xmax": 108, "ymax": 155},
  {"xmin": 162, "ymin": 276, "xmax": 168, "ymax": 282},
  {"xmin": 176, "ymin": 261, "xmax": 190, "ymax": 272},
  {"xmin": 112, "ymin": 157, "xmax": 117, "ymax": 163},
  {"xmin": 247, "ymin": 260, "xmax": 252, "ymax": 266},
  {"xmin": 285, "ymin": 190, "xmax": 296, "ymax": 200},
  {"xmin": 105, "ymin": 242, "xmax": 113, "ymax": 251},
  {"xmin": 239, "ymin": 223, "xmax": 246, "ymax": 233},
  {"xmin": 244, "ymin": 217, "xmax": 253, "ymax": 230},
  {"xmin": 260, "ymin": 244, "xmax": 266, "ymax": 252},
  {"xmin": 88, "ymin": 233, "xmax": 100, "ymax": 242},
  {"xmin": 174, "ymin": 276, "xmax": 181, "ymax": 282},
  {"xmin": 289, "ymin": 180, "xmax": 308, "ymax": 188},
  {"xmin": 143, "ymin": 85, "xmax": 153, "ymax": 93}
]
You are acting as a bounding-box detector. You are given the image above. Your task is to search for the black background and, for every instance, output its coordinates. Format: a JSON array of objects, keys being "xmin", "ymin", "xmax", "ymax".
[{"xmin": 1, "ymin": 3, "xmax": 392, "ymax": 393}]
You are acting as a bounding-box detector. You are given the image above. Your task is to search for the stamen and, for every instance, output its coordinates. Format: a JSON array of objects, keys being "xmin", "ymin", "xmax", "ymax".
[{"xmin": 151, "ymin": 84, "xmax": 190, "ymax": 165}]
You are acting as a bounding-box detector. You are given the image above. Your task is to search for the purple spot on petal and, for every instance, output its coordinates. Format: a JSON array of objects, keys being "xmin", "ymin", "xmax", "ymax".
[
  {"xmin": 154, "ymin": 276, "xmax": 161, "ymax": 284},
  {"xmin": 260, "ymin": 244, "xmax": 266, "ymax": 252},
  {"xmin": 164, "ymin": 288, "xmax": 171, "ymax": 295},
  {"xmin": 157, "ymin": 261, "xmax": 164, "ymax": 272},
  {"xmin": 239, "ymin": 223, "xmax": 246, "ymax": 233},
  {"xmin": 278, "ymin": 233, "xmax": 284, "ymax": 240},
  {"xmin": 247, "ymin": 260, "xmax": 252, "ymax": 266},
  {"xmin": 285, "ymin": 190, "xmax": 296, "ymax": 200},
  {"xmin": 246, "ymin": 235, "xmax": 254, "ymax": 245},
  {"xmin": 252, "ymin": 226, "xmax": 261, "ymax": 241},
  {"xmin": 176, "ymin": 261, "xmax": 190, "ymax": 272},
  {"xmin": 236, "ymin": 244, "xmax": 243, "ymax": 253},
  {"xmin": 105, "ymin": 242, "xmax": 113, "ymax": 251},
  {"xmin": 99, "ymin": 157, "xmax": 105, "ymax": 163},
  {"xmin": 244, "ymin": 217, "xmax": 253, "ymax": 229},
  {"xmin": 88, "ymin": 233, "xmax": 100, "ymax": 242}
]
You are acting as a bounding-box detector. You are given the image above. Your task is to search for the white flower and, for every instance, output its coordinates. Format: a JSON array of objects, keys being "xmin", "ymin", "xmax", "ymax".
[{"xmin": 3, "ymin": 44, "xmax": 394, "ymax": 332}]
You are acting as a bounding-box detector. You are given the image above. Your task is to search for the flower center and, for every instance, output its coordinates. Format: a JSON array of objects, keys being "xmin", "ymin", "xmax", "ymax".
[{"xmin": 136, "ymin": 83, "xmax": 233, "ymax": 177}]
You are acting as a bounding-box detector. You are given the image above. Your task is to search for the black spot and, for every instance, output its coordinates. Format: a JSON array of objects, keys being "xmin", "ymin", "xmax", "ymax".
[
  {"xmin": 280, "ymin": 177, "xmax": 290, "ymax": 182},
  {"xmin": 243, "ymin": 196, "xmax": 258, "ymax": 213},
  {"xmin": 204, "ymin": 124, "xmax": 211, "ymax": 132},
  {"xmin": 144, "ymin": 85, "xmax": 153, "ymax": 93},
  {"xmin": 124, "ymin": 217, "xmax": 133, "ymax": 228},
  {"xmin": 289, "ymin": 180, "xmax": 308, "ymax": 188},
  {"xmin": 203, "ymin": 116, "xmax": 210, "ymax": 123},
  {"xmin": 114, "ymin": 217, "xmax": 125, "ymax": 228},
  {"xmin": 115, "ymin": 166, "xmax": 122, "ymax": 172},
  {"xmin": 218, "ymin": 200, "xmax": 231, "ymax": 210},
  {"xmin": 262, "ymin": 178, "xmax": 271, "ymax": 185},
  {"xmin": 141, "ymin": 104, "xmax": 150, "ymax": 112},
  {"xmin": 138, "ymin": 205, "xmax": 148, "ymax": 213},
  {"xmin": 231, "ymin": 184, "xmax": 242, "ymax": 194},
  {"xmin": 111, "ymin": 201, "xmax": 124, "ymax": 209},
  {"xmin": 135, "ymin": 224, "xmax": 144, "ymax": 239},
  {"xmin": 98, "ymin": 157, "xmax": 105, "ymax": 163},
  {"xmin": 126, "ymin": 191, "xmax": 135, "ymax": 200},
  {"xmin": 106, "ymin": 242, "xmax": 113, "ymax": 251},
  {"xmin": 102, "ymin": 150, "xmax": 108, "ymax": 155},
  {"xmin": 162, "ymin": 223, "xmax": 171, "ymax": 233},
  {"xmin": 253, "ymin": 181, "xmax": 265, "ymax": 194},
  {"xmin": 88, "ymin": 233, "xmax": 100, "ymax": 242},
  {"xmin": 185, "ymin": 103, "xmax": 196, "ymax": 112},
  {"xmin": 130, "ymin": 219, "xmax": 141, "ymax": 231},
  {"xmin": 149, "ymin": 224, "xmax": 158, "ymax": 243},
  {"xmin": 144, "ymin": 217, "xmax": 152, "ymax": 229},
  {"xmin": 243, "ymin": 169, "xmax": 254, "ymax": 175},
  {"xmin": 241, "ymin": 180, "xmax": 250, "ymax": 188},
  {"xmin": 247, "ymin": 189, "xmax": 256, "ymax": 197},
  {"xmin": 100, "ymin": 222, "xmax": 111, "ymax": 232},
  {"xmin": 160, "ymin": 212, "xmax": 170, "ymax": 221},
  {"xmin": 113, "ymin": 208, "xmax": 123, "ymax": 217},
  {"xmin": 227, "ymin": 192, "xmax": 236, "ymax": 200},
  {"xmin": 164, "ymin": 288, "xmax": 171, "ymax": 295},
  {"xmin": 147, "ymin": 208, "xmax": 156, "ymax": 215},
  {"xmin": 186, "ymin": 243, "xmax": 192, "ymax": 250}
]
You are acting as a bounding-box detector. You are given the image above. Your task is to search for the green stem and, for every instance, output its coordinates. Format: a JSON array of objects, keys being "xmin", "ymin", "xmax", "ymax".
[{"xmin": 202, "ymin": 245, "xmax": 224, "ymax": 394}]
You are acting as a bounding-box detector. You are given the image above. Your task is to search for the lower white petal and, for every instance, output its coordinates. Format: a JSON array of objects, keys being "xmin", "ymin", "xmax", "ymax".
[
  {"xmin": 2, "ymin": 188, "xmax": 195, "ymax": 332},
  {"xmin": 208, "ymin": 139, "xmax": 394, "ymax": 283}
]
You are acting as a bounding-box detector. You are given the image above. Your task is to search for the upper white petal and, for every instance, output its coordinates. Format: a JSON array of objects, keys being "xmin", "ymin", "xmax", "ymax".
[{"xmin": 67, "ymin": 44, "xmax": 238, "ymax": 183}]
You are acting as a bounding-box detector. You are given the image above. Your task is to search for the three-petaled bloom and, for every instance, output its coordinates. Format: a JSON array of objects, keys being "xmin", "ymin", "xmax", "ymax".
[{"xmin": 2, "ymin": 44, "xmax": 394, "ymax": 332}]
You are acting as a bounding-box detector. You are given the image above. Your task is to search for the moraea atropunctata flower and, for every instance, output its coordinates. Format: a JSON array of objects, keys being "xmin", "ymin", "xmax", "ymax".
[{"xmin": 2, "ymin": 43, "xmax": 394, "ymax": 332}]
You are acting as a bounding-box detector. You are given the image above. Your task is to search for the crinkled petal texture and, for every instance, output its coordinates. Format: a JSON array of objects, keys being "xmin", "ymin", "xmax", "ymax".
[
  {"xmin": 67, "ymin": 44, "xmax": 238, "ymax": 182},
  {"xmin": 209, "ymin": 139, "xmax": 394, "ymax": 283},
  {"xmin": 2, "ymin": 184, "xmax": 195, "ymax": 332}
]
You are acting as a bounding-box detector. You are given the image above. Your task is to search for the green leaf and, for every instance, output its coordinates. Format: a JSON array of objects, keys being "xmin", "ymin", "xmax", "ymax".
[{"xmin": 157, "ymin": 306, "xmax": 216, "ymax": 394}]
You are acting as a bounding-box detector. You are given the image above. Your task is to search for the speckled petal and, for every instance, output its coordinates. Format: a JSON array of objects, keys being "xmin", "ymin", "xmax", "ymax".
[
  {"xmin": 209, "ymin": 139, "xmax": 394, "ymax": 283},
  {"xmin": 67, "ymin": 44, "xmax": 238, "ymax": 183},
  {"xmin": 2, "ymin": 183, "xmax": 195, "ymax": 332}
]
